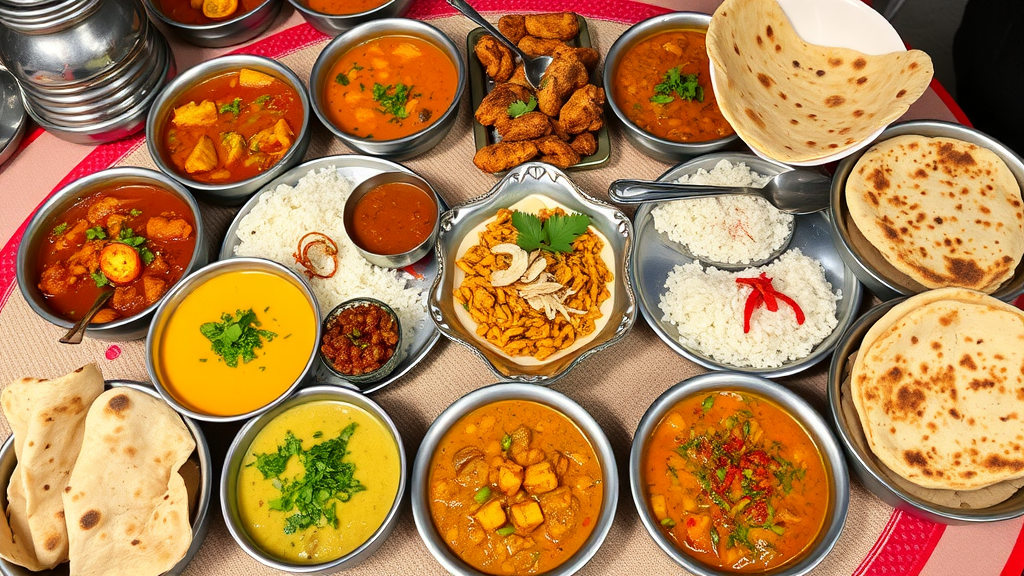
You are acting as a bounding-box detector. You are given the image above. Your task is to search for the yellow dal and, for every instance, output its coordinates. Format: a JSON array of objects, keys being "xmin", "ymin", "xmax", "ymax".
[
  {"xmin": 158, "ymin": 270, "xmax": 317, "ymax": 416},
  {"xmin": 237, "ymin": 400, "xmax": 401, "ymax": 563}
]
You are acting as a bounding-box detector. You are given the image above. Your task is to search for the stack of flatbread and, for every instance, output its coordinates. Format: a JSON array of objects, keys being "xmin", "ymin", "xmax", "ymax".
[{"xmin": 0, "ymin": 364, "xmax": 196, "ymax": 576}]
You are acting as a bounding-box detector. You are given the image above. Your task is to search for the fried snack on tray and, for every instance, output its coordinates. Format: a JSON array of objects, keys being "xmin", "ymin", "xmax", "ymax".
[
  {"xmin": 559, "ymin": 84, "xmax": 605, "ymax": 134},
  {"xmin": 524, "ymin": 12, "xmax": 579, "ymax": 40},
  {"xmin": 475, "ymin": 35, "xmax": 515, "ymax": 82},
  {"xmin": 537, "ymin": 49, "xmax": 589, "ymax": 117},
  {"xmin": 474, "ymin": 141, "xmax": 540, "ymax": 173},
  {"xmin": 570, "ymin": 132, "xmax": 598, "ymax": 156},
  {"xmin": 496, "ymin": 111, "xmax": 552, "ymax": 142},
  {"xmin": 518, "ymin": 36, "xmax": 565, "ymax": 57},
  {"xmin": 475, "ymin": 83, "xmax": 534, "ymax": 126},
  {"xmin": 498, "ymin": 14, "xmax": 528, "ymax": 44},
  {"xmin": 455, "ymin": 208, "xmax": 612, "ymax": 361},
  {"xmin": 508, "ymin": 64, "xmax": 531, "ymax": 88},
  {"xmin": 554, "ymin": 44, "xmax": 599, "ymax": 71}
]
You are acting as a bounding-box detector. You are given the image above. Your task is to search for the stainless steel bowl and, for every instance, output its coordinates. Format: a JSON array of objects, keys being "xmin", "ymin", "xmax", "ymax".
[
  {"xmin": 0, "ymin": 379, "xmax": 213, "ymax": 576},
  {"xmin": 827, "ymin": 299, "xmax": 1024, "ymax": 524},
  {"xmin": 429, "ymin": 162, "xmax": 637, "ymax": 385},
  {"xmin": 0, "ymin": 68, "xmax": 27, "ymax": 167},
  {"xmin": 631, "ymin": 372, "xmax": 849, "ymax": 576},
  {"xmin": 221, "ymin": 385, "xmax": 406, "ymax": 574},
  {"xmin": 146, "ymin": 54, "xmax": 311, "ymax": 205},
  {"xmin": 143, "ymin": 0, "xmax": 281, "ymax": 48},
  {"xmin": 287, "ymin": 0, "xmax": 413, "ymax": 36},
  {"xmin": 829, "ymin": 119, "xmax": 1024, "ymax": 302},
  {"xmin": 319, "ymin": 298, "xmax": 403, "ymax": 384},
  {"xmin": 411, "ymin": 382, "xmax": 618, "ymax": 576},
  {"xmin": 342, "ymin": 170, "xmax": 440, "ymax": 268},
  {"xmin": 309, "ymin": 18, "xmax": 466, "ymax": 160},
  {"xmin": 603, "ymin": 13, "xmax": 740, "ymax": 164},
  {"xmin": 15, "ymin": 167, "xmax": 208, "ymax": 341},
  {"xmin": 146, "ymin": 257, "xmax": 321, "ymax": 423}
]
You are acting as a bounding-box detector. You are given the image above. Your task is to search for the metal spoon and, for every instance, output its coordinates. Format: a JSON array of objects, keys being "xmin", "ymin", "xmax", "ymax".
[
  {"xmin": 446, "ymin": 0, "xmax": 552, "ymax": 89},
  {"xmin": 59, "ymin": 289, "xmax": 113, "ymax": 345},
  {"xmin": 608, "ymin": 169, "xmax": 833, "ymax": 215}
]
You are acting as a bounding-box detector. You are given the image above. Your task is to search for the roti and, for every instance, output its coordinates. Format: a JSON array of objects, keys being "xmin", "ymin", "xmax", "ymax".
[
  {"xmin": 847, "ymin": 135, "xmax": 1024, "ymax": 293},
  {"xmin": 851, "ymin": 288, "xmax": 1024, "ymax": 490},
  {"xmin": 706, "ymin": 0, "xmax": 933, "ymax": 163}
]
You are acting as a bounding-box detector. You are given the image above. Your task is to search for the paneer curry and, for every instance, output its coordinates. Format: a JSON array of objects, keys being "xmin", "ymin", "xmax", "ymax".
[
  {"xmin": 162, "ymin": 68, "xmax": 302, "ymax": 184},
  {"xmin": 429, "ymin": 400, "xmax": 603, "ymax": 575},
  {"xmin": 36, "ymin": 184, "xmax": 196, "ymax": 324},
  {"xmin": 643, "ymin": 391, "xmax": 829, "ymax": 572}
]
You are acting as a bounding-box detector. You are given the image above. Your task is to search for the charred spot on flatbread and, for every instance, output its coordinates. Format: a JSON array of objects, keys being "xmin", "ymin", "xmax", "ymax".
[
  {"xmin": 106, "ymin": 393, "xmax": 130, "ymax": 415},
  {"xmin": 79, "ymin": 510, "xmax": 100, "ymax": 530}
]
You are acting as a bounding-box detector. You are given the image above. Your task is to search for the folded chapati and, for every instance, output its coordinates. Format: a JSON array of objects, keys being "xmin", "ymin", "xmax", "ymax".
[
  {"xmin": 851, "ymin": 288, "xmax": 1024, "ymax": 490},
  {"xmin": 706, "ymin": 0, "xmax": 933, "ymax": 163},
  {"xmin": 0, "ymin": 364, "xmax": 104, "ymax": 571},
  {"xmin": 847, "ymin": 135, "xmax": 1024, "ymax": 292},
  {"xmin": 63, "ymin": 388, "xmax": 194, "ymax": 576}
]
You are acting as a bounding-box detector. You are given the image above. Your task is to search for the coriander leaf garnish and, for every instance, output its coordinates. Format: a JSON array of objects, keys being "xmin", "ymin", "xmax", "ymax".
[
  {"xmin": 512, "ymin": 211, "xmax": 545, "ymax": 252},
  {"xmin": 199, "ymin": 308, "xmax": 277, "ymax": 368},
  {"xmin": 86, "ymin": 226, "xmax": 107, "ymax": 240},
  {"xmin": 90, "ymin": 270, "xmax": 109, "ymax": 288},
  {"xmin": 507, "ymin": 95, "xmax": 537, "ymax": 119},
  {"xmin": 511, "ymin": 210, "xmax": 591, "ymax": 254},
  {"xmin": 372, "ymin": 83, "xmax": 411, "ymax": 120},
  {"xmin": 335, "ymin": 72, "xmax": 350, "ymax": 86},
  {"xmin": 114, "ymin": 227, "xmax": 145, "ymax": 247},
  {"xmin": 219, "ymin": 97, "xmax": 242, "ymax": 115},
  {"xmin": 52, "ymin": 222, "xmax": 69, "ymax": 236},
  {"xmin": 254, "ymin": 94, "xmax": 272, "ymax": 106},
  {"xmin": 651, "ymin": 67, "xmax": 704, "ymax": 104}
]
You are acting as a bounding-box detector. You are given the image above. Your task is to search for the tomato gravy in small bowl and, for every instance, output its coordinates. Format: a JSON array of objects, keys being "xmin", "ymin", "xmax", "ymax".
[{"xmin": 343, "ymin": 170, "xmax": 440, "ymax": 268}]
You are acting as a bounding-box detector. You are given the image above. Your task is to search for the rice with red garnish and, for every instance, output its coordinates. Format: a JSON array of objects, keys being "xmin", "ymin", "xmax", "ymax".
[{"xmin": 659, "ymin": 249, "xmax": 840, "ymax": 368}]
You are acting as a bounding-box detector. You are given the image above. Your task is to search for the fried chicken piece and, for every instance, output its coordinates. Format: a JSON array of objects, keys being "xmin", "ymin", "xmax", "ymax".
[
  {"xmin": 475, "ymin": 35, "xmax": 515, "ymax": 83},
  {"xmin": 534, "ymin": 136, "xmax": 580, "ymax": 169},
  {"xmin": 508, "ymin": 64, "xmax": 532, "ymax": 89},
  {"xmin": 498, "ymin": 15, "xmax": 528, "ymax": 44},
  {"xmin": 474, "ymin": 141, "xmax": 539, "ymax": 173},
  {"xmin": 558, "ymin": 84, "xmax": 605, "ymax": 134},
  {"xmin": 548, "ymin": 116, "xmax": 570, "ymax": 141},
  {"xmin": 570, "ymin": 132, "xmax": 598, "ymax": 156},
  {"xmin": 537, "ymin": 51, "xmax": 588, "ymax": 117},
  {"xmin": 586, "ymin": 115, "xmax": 604, "ymax": 132},
  {"xmin": 518, "ymin": 36, "xmax": 566, "ymax": 58},
  {"xmin": 496, "ymin": 111, "xmax": 552, "ymax": 142},
  {"xmin": 475, "ymin": 83, "xmax": 533, "ymax": 126},
  {"xmin": 552, "ymin": 44, "xmax": 599, "ymax": 72},
  {"xmin": 524, "ymin": 12, "xmax": 579, "ymax": 40}
]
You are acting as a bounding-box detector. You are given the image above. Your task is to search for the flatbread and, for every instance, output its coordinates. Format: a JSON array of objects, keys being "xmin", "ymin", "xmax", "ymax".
[
  {"xmin": 851, "ymin": 288, "xmax": 1024, "ymax": 490},
  {"xmin": 846, "ymin": 135, "xmax": 1024, "ymax": 292},
  {"xmin": 63, "ymin": 388, "xmax": 195, "ymax": 576},
  {"xmin": 0, "ymin": 364, "xmax": 104, "ymax": 571},
  {"xmin": 706, "ymin": 0, "xmax": 933, "ymax": 163}
]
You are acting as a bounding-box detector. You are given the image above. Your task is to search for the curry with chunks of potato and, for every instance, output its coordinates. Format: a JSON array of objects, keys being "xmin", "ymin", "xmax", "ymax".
[
  {"xmin": 643, "ymin": 391, "xmax": 829, "ymax": 572},
  {"xmin": 37, "ymin": 184, "xmax": 196, "ymax": 324},
  {"xmin": 162, "ymin": 68, "xmax": 302, "ymax": 184},
  {"xmin": 428, "ymin": 400, "xmax": 603, "ymax": 575}
]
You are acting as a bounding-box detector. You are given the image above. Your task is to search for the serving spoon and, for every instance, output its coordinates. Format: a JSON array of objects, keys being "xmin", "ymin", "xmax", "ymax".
[
  {"xmin": 59, "ymin": 289, "xmax": 113, "ymax": 345},
  {"xmin": 608, "ymin": 169, "xmax": 833, "ymax": 215},
  {"xmin": 446, "ymin": 0, "xmax": 552, "ymax": 90}
]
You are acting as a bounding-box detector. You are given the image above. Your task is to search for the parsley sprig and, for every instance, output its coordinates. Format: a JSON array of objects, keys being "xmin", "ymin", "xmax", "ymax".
[
  {"xmin": 507, "ymin": 96, "xmax": 537, "ymax": 119},
  {"xmin": 511, "ymin": 210, "xmax": 591, "ymax": 254},
  {"xmin": 199, "ymin": 308, "xmax": 277, "ymax": 368},
  {"xmin": 651, "ymin": 67, "xmax": 704, "ymax": 104},
  {"xmin": 372, "ymin": 83, "xmax": 411, "ymax": 120}
]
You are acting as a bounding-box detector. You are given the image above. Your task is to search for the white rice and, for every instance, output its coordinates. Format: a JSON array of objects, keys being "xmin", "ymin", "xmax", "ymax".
[
  {"xmin": 651, "ymin": 159, "xmax": 794, "ymax": 265},
  {"xmin": 233, "ymin": 166, "xmax": 425, "ymax": 347},
  {"xmin": 658, "ymin": 248, "xmax": 840, "ymax": 368}
]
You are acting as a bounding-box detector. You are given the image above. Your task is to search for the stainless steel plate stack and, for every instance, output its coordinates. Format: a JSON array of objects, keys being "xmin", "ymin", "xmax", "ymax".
[{"xmin": 0, "ymin": 0, "xmax": 175, "ymax": 144}]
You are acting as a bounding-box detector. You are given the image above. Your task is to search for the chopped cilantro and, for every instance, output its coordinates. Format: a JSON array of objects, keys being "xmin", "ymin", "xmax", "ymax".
[
  {"xmin": 335, "ymin": 73, "xmax": 350, "ymax": 86},
  {"xmin": 219, "ymin": 97, "xmax": 242, "ymax": 115},
  {"xmin": 651, "ymin": 67, "xmax": 704, "ymax": 104},
  {"xmin": 139, "ymin": 246, "xmax": 155, "ymax": 266},
  {"xmin": 86, "ymin": 226, "xmax": 106, "ymax": 240},
  {"xmin": 501, "ymin": 434, "xmax": 512, "ymax": 451},
  {"xmin": 372, "ymin": 83, "xmax": 411, "ymax": 120},
  {"xmin": 351, "ymin": 63, "xmax": 363, "ymax": 71},
  {"xmin": 199, "ymin": 308, "xmax": 277, "ymax": 368},
  {"xmin": 312, "ymin": 431, "xmax": 323, "ymax": 439},
  {"xmin": 507, "ymin": 95, "xmax": 537, "ymax": 118},
  {"xmin": 130, "ymin": 208, "xmax": 143, "ymax": 217},
  {"xmin": 511, "ymin": 210, "xmax": 591, "ymax": 254},
  {"xmin": 114, "ymin": 227, "xmax": 145, "ymax": 247},
  {"xmin": 90, "ymin": 271, "xmax": 109, "ymax": 288},
  {"xmin": 254, "ymin": 94, "xmax": 271, "ymax": 106},
  {"xmin": 52, "ymin": 222, "xmax": 69, "ymax": 236}
]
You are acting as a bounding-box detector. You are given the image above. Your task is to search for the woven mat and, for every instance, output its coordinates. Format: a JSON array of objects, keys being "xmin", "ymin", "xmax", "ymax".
[{"xmin": 0, "ymin": 15, "xmax": 896, "ymax": 576}]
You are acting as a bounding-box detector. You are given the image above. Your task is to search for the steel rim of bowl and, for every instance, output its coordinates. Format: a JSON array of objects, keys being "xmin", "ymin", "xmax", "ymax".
[
  {"xmin": 14, "ymin": 166, "xmax": 205, "ymax": 334},
  {"xmin": 145, "ymin": 257, "xmax": 322, "ymax": 423},
  {"xmin": 319, "ymin": 297, "xmax": 404, "ymax": 383},
  {"xmin": 145, "ymin": 54, "xmax": 311, "ymax": 194},
  {"xmin": 219, "ymin": 385, "xmax": 407, "ymax": 572},
  {"xmin": 630, "ymin": 372, "xmax": 849, "ymax": 576},
  {"xmin": 143, "ymin": 0, "xmax": 277, "ymax": 31},
  {"xmin": 411, "ymin": 382, "xmax": 619, "ymax": 576},
  {"xmin": 288, "ymin": 0, "xmax": 403, "ymax": 21}
]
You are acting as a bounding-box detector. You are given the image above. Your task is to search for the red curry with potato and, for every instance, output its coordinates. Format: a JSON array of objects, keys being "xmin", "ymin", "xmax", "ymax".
[{"xmin": 155, "ymin": 0, "xmax": 263, "ymax": 25}]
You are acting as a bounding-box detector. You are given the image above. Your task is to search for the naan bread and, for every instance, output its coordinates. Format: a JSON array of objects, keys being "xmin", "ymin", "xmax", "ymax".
[
  {"xmin": 851, "ymin": 288, "xmax": 1024, "ymax": 490},
  {"xmin": 0, "ymin": 364, "xmax": 104, "ymax": 570},
  {"xmin": 706, "ymin": 0, "xmax": 933, "ymax": 163},
  {"xmin": 63, "ymin": 388, "xmax": 195, "ymax": 576},
  {"xmin": 847, "ymin": 135, "xmax": 1024, "ymax": 292}
]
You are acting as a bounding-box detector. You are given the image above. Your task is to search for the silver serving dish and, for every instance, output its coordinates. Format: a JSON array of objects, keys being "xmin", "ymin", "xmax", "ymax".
[
  {"xmin": 0, "ymin": 67, "xmax": 27, "ymax": 167},
  {"xmin": 632, "ymin": 153, "xmax": 862, "ymax": 377},
  {"xmin": 144, "ymin": 0, "xmax": 281, "ymax": 48},
  {"xmin": 630, "ymin": 372, "xmax": 849, "ymax": 576},
  {"xmin": 220, "ymin": 154, "xmax": 445, "ymax": 394},
  {"xmin": 829, "ymin": 119, "xmax": 1024, "ymax": 302},
  {"xmin": 146, "ymin": 54, "xmax": 311, "ymax": 205},
  {"xmin": 429, "ymin": 162, "xmax": 637, "ymax": 385},
  {"xmin": 411, "ymin": 382, "xmax": 618, "ymax": 576},
  {"xmin": 309, "ymin": 18, "xmax": 466, "ymax": 160},
  {"xmin": 16, "ymin": 167, "xmax": 208, "ymax": 342},
  {"xmin": 603, "ymin": 12, "xmax": 740, "ymax": 164},
  {"xmin": 0, "ymin": 379, "xmax": 212, "ymax": 576},
  {"xmin": 287, "ymin": 0, "xmax": 413, "ymax": 36},
  {"xmin": 827, "ymin": 299, "xmax": 1024, "ymax": 524},
  {"xmin": 221, "ymin": 385, "xmax": 406, "ymax": 574},
  {"xmin": 145, "ymin": 257, "xmax": 322, "ymax": 423}
]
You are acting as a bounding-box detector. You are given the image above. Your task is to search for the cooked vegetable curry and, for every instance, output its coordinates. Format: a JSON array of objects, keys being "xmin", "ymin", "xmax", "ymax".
[
  {"xmin": 162, "ymin": 68, "xmax": 302, "ymax": 184},
  {"xmin": 306, "ymin": 0, "xmax": 388, "ymax": 15},
  {"xmin": 643, "ymin": 391, "xmax": 828, "ymax": 572},
  {"xmin": 350, "ymin": 182, "xmax": 437, "ymax": 255},
  {"xmin": 156, "ymin": 0, "xmax": 263, "ymax": 25},
  {"xmin": 320, "ymin": 302, "xmax": 399, "ymax": 376},
  {"xmin": 429, "ymin": 400, "xmax": 603, "ymax": 575},
  {"xmin": 613, "ymin": 30, "xmax": 734, "ymax": 143},
  {"xmin": 323, "ymin": 36, "xmax": 458, "ymax": 141},
  {"xmin": 37, "ymin": 184, "xmax": 196, "ymax": 324}
]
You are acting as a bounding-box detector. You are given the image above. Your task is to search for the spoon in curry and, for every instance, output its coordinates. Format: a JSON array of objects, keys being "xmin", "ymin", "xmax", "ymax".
[
  {"xmin": 445, "ymin": 0, "xmax": 552, "ymax": 89},
  {"xmin": 59, "ymin": 289, "xmax": 113, "ymax": 345},
  {"xmin": 608, "ymin": 169, "xmax": 833, "ymax": 215}
]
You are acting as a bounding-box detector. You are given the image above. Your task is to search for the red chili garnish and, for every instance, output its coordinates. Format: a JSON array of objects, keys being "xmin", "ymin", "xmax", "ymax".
[
  {"xmin": 742, "ymin": 290, "xmax": 763, "ymax": 334},
  {"xmin": 294, "ymin": 232, "xmax": 339, "ymax": 279},
  {"xmin": 402, "ymin": 264, "xmax": 425, "ymax": 280},
  {"xmin": 736, "ymin": 273, "xmax": 805, "ymax": 333}
]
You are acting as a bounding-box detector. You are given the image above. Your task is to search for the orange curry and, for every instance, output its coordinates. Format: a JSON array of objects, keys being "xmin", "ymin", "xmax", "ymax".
[
  {"xmin": 429, "ymin": 400, "xmax": 603, "ymax": 575},
  {"xmin": 156, "ymin": 0, "xmax": 263, "ymax": 25},
  {"xmin": 306, "ymin": 0, "xmax": 388, "ymax": 15},
  {"xmin": 323, "ymin": 36, "xmax": 458, "ymax": 141},
  {"xmin": 613, "ymin": 30, "xmax": 734, "ymax": 143},
  {"xmin": 350, "ymin": 182, "xmax": 437, "ymax": 255},
  {"xmin": 643, "ymin": 391, "xmax": 829, "ymax": 572}
]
